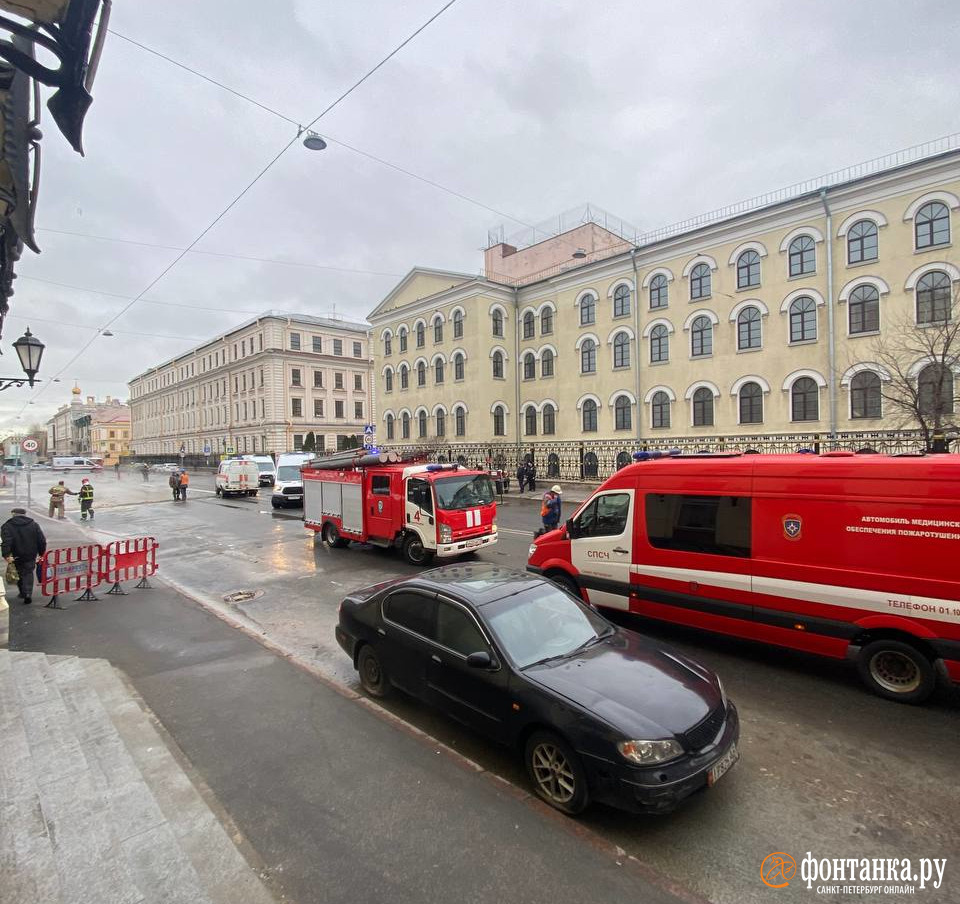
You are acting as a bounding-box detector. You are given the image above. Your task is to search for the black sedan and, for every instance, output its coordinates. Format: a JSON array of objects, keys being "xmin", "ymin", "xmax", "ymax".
[{"xmin": 335, "ymin": 563, "xmax": 740, "ymax": 815}]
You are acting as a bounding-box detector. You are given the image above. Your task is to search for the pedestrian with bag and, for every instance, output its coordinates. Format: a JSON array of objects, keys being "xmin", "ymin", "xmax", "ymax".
[
  {"xmin": 178, "ymin": 469, "xmax": 190, "ymax": 501},
  {"xmin": 536, "ymin": 485, "xmax": 562, "ymax": 537},
  {"xmin": 48, "ymin": 480, "xmax": 75, "ymax": 519},
  {"xmin": 79, "ymin": 477, "xmax": 95, "ymax": 521},
  {"xmin": 2, "ymin": 507, "xmax": 47, "ymax": 604},
  {"xmin": 169, "ymin": 470, "xmax": 182, "ymax": 501}
]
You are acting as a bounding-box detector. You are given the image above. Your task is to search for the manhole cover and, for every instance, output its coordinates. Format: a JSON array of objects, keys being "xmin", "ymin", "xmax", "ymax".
[{"xmin": 222, "ymin": 589, "xmax": 264, "ymax": 604}]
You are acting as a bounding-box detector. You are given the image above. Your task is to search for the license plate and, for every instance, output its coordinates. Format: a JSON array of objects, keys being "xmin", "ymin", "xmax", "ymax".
[
  {"xmin": 707, "ymin": 743, "xmax": 739, "ymax": 787},
  {"xmin": 465, "ymin": 538, "xmax": 483, "ymax": 548}
]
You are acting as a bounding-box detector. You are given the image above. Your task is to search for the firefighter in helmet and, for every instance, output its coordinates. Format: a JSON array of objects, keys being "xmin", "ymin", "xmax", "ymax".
[{"xmin": 79, "ymin": 478, "xmax": 95, "ymax": 521}]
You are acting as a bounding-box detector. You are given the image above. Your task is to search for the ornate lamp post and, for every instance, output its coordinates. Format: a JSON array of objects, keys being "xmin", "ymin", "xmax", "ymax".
[{"xmin": 0, "ymin": 327, "xmax": 44, "ymax": 389}]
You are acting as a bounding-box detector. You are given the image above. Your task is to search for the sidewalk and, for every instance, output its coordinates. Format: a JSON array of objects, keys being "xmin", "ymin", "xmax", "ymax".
[{"xmin": 7, "ymin": 515, "xmax": 701, "ymax": 904}]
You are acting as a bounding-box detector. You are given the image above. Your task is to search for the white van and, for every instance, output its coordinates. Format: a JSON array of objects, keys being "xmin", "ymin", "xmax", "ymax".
[
  {"xmin": 215, "ymin": 459, "xmax": 260, "ymax": 498},
  {"xmin": 271, "ymin": 452, "xmax": 314, "ymax": 509},
  {"xmin": 241, "ymin": 454, "xmax": 278, "ymax": 487},
  {"xmin": 52, "ymin": 457, "xmax": 103, "ymax": 472}
]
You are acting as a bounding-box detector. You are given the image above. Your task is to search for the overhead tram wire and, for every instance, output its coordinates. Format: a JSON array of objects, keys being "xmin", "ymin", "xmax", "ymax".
[{"xmin": 16, "ymin": 0, "xmax": 462, "ymax": 417}]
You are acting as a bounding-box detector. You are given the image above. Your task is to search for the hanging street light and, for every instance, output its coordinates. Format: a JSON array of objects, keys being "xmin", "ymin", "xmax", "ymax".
[{"xmin": 1, "ymin": 327, "xmax": 45, "ymax": 390}]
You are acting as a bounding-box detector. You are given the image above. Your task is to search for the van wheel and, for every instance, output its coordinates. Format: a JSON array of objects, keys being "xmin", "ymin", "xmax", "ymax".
[
  {"xmin": 524, "ymin": 730, "xmax": 589, "ymax": 815},
  {"xmin": 857, "ymin": 639, "xmax": 936, "ymax": 704},
  {"xmin": 402, "ymin": 533, "xmax": 432, "ymax": 566},
  {"xmin": 323, "ymin": 523, "xmax": 349, "ymax": 549},
  {"xmin": 549, "ymin": 572, "xmax": 581, "ymax": 599}
]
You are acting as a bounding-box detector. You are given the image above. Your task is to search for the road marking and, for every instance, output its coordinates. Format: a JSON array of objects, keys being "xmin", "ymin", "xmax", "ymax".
[{"xmin": 497, "ymin": 527, "xmax": 534, "ymax": 537}]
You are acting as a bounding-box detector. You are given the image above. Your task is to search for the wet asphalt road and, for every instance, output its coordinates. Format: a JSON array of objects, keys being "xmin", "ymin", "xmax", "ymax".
[{"xmin": 59, "ymin": 471, "xmax": 960, "ymax": 904}]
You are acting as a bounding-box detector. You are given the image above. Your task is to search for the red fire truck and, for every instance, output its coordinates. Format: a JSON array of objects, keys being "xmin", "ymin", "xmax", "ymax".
[
  {"xmin": 527, "ymin": 451, "xmax": 960, "ymax": 704},
  {"xmin": 302, "ymin": 452, "xmax": 498, "ymax": 565}
]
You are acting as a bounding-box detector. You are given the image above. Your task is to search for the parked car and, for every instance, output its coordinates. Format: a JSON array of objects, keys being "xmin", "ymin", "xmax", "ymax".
[
  {"xmin": 215, "ymin": 459, "xmax": 260, "ymax": 498},
  {"xmin": 271, "ymin": 451, "xmax": 314, "ymax": 508},
  {"xmin": 336, "ymin": 563, "xmax": 739, "ymax": 816},
  {"xmin": 151, "ymin": 462, "xmax": 181, "ymax": 473}
]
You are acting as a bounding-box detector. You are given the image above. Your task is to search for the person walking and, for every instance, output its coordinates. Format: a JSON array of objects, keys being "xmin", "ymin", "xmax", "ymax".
[
  {"xmin": 2, "ymin": 507, "xmax": 47, "ymax": 604},
  {"xmin": 114, "ymin": 461, "xmax": 121, "ymax": 480},
  {"xmin": 178, "ymin": 469, "xmax": 190, "ymax": 501},
  {"xmin": 524, "ymin": 460, "xmax": 537, "ymax": 494},
  {"xmin": 169, "ymin": 470, "xmax": 182, "ymax": 501},
  {"xmin": 140, "ymin": 462, "xmax": 150, "ymax": 482},
  {"xmin": 78, "ymin": 477, "xmax": 95, "ymax": 521},
  {"xmin": 48, "ymin": 480, "xmax": 75, "ymax": 519},
  {"xmin": 537, "ymin": 485, "xmax": 562, "ymax": 537},
  {"xmin": 515, "ymin": 463, "xmax": 526, "ymax": 495}
]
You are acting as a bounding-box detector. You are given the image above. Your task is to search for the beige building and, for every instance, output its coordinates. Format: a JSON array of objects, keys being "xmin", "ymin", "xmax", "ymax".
[
  {"xmin": 90, "ymin": 409, "xmax": 131, "ymax": 466},
  {"xmin": 369, "ymin": 140, "xmax": 960, "ymax": 478},
  {"xmin": 128, "ymin": 312, "xmax": 373, "ymax": 457},
  {"xmin": 46, "ymin": 388, "xmax": 130, "ymax": 460}
]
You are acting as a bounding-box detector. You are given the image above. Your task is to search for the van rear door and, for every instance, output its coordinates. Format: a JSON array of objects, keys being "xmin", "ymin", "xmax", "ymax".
[{"xmin": 569, "ymin": 489, "xmax": 634, "ymax": 609}]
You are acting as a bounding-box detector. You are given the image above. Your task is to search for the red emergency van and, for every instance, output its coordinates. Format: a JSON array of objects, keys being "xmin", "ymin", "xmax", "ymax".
[
  {"xmin": 303, "ymin": 458, "xmax": 498, "ymax": 565},
  {"xmin": 526, "ymin": 451, "xmax": 960, "ymax": 704}
]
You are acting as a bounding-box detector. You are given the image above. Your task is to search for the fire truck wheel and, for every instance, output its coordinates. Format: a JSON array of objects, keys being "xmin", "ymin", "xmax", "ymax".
[
  {"xmin": 357, "ymin": 645, "xmax": 391, "ymax": 698},
  {"xmin": 323, "ymin": 522, "xmax": 349, "ymax": 549},
  {"xmin": 857, "ymin": 639, "xmax": 936, "ymax": 704},
  {"xmin": 402, "ymin": 533, "xmax": 433, "ymax": 566}
]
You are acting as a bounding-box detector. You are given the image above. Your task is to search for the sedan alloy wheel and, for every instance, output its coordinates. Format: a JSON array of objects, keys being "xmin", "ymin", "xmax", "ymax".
[{"xmin": 525, "ymin": 731, "xmax": 589, "ymax": 814}]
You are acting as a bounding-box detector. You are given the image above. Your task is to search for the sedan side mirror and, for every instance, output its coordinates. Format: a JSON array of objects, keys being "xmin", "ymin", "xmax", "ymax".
[{"xmin": 466, "ymin": 651, "xmax": 496, "ymax": 669}]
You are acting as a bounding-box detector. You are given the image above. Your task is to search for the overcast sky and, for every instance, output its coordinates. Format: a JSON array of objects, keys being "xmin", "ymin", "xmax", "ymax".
[{"xmin": 2, "ymin": 0, "xmax": 958, "ymax": 433}]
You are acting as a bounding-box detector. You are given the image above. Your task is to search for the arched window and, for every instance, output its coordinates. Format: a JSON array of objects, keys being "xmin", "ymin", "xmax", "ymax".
[
  {"xmin": 401, "ymin": 412, "xmax": 411, "ymax": 439},
  {"xmin": 493, "ymin": 405, "xmax": 506, "ymax": 436},
  {"xmin": 454, "ymin": 406, "xmax": 466, "ymax": 437},
  {"xmin": 848, "ymin": 220, "xmax": 878, "ymax": 263},
  {"xmin": 540, "ymin": 307, "xmax": 554, "ymax": 335},
  {"xmin": 384, "ymin": 334, "xmax": 392, "ymax": 356},
  {"xmin": 918, "ymin": 363, "xmax": 954, "ymax": 418},
  {"xmin": 523, "ymin": 352, "xmax": 536, "ymax": 380},
  {"xmin": 690, "ymin": 263, "xmax": 711, "ymax": 299},
  {"xmin": 399, "ymin": 364, "xmax": 409, "ymax": 390},
  {"xmin": 789, "ymin": 296, "xmax": 817, "ymax": 342},
  {"xmin": 433, "ymin": 320, "xmax": 443, "ymax": 343},
  {"xmin": 649, "ymin": 274, "xmax": 668, "ymax": 309},
  {"xmin": 693, "ymin": 387, "xmax": 714, "ymax": 426},
  {"xmin": 418, "ymin": 410, "xmax": 427, "ymax": 438},
  {"xmin": 524, "ymin": 407, "xmax": 537, "ymax": 436},
  {"xmin": 582, "ymin": 399, "xmax": 598, "ymax": 432},
  {"xmin": 849, "ymin": 285, "xmax": 880, "ymax": 334},
  {"xmin": 435, "ymin": 359, "xmax": 444, "ymax": 383},
  {"xmin": 613, "ymin": 332, "xmax": 631, "ymax": 368},
  {"xmin": 385, "ymin": 369, "xmax": 393, "ymax": 392},
  {"xmin": 398, "ymin": 327, "xmax": 408, "ymax": 352},
  {"xmin": 691, "ymin": 316, "xmax": 713, "ymax": 357},
  {"xmin": 850, "ymin": 372, "xmax": 881, "ymax": 419},
  {"xmin": 613, "ymin": 284, "xmax": 631, "ymax": 317},
  {"xmin": 547, "ymin": 452, "xmax": 560, "ymax": 477},
  {"xmin": 651, "ymin": 391, "xmax": 671, "ymax": 428},
  {"xmin": 417, "ymin": 361, "xmax": 426, "ymax": 387},
  {"xmin": 580, "ymin": 338, "xmax": 597, "ymax": 373},
  {"xmin": 736, "ymin": 250, "xmax": 761, "ymax": 289},
  {"xmin": 739, "ymin": 382, "xmax": 763, "ymax": 424},
  {"xmin": 650, "ymin": 324, "xmax": 669, "ymax": 363},
  {"xmin": 492, "ymin": 350, "xmax": 504, "ymax": 379},
  {"xmin": 436, "ymin": 409, "xmax": 446, "ymax": 437},
  {"xmin": 541, "ymin": 348, "xmax": 555, "ymax": 377},
  {"xmin": 523, "ymin": 311, "xmax": 535, "ymax": 339},
  {"xmin": 915, "ymin": 202, "xmax": 950, "ymax": 249},
  {"xmin": 614, "ymin": 395, "xmax": 632, "ymax": 430},
  {"xmin": 737, "ymin": 307, "xmax": 762, "ymax": 350},
  {"xmin": 542, "ymin": 404, "xmax": 556, "ymax": 435},
  {"xmin": 583, "ymin": 452, "xmax": 599, "ymax": 479},
  {"xmin": 453, "ymin": 352, "xmax": 464, "ymax": 381},
  {"xmin": 386, "ymin": 413, "xmax": 395, "ymax": 441},
  {"xmin": 791, "ymin": 377, "xmax": 819, "ymax": 421},
  {"xmin": 416, "ymin": 322, "xmax": 425, "ymax": 348},
  {"xmin": 916, "ymin": 271, "xmax": 952, "ymax": 324},
  {"xmin": 580, "ymin": 294, "xmax": 596, "ymax": 326},
  {"xmin": 452, "ymin": 309, "xmax": 463, "ymax": 339},
  {"xmin": 789, "ymin": 235, "xmax": 816, "ymax": 276},
  {"xmin": 491, "ymin": 309, "xmax": 504, "ymax": 337}
]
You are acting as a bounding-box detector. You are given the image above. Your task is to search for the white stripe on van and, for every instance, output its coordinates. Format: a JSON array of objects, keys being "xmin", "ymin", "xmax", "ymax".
[{"xmin": 629, "ymin": 564, "xmax": 960, "ymax": 626}]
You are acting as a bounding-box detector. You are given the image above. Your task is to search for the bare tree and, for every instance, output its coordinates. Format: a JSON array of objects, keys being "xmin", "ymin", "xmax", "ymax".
[{"xmin": 869, "ymin": 286, "xmax": 960, "ymax": 451}]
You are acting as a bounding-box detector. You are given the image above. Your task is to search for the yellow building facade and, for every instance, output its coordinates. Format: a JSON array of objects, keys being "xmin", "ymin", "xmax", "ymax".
[{"xmin": 369, "ymin": 144, "xmax": 960, "ymax": 478}]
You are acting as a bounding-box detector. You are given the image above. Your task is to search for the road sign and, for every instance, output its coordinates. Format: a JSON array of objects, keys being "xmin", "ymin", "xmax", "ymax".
[
  {"xmin": 179, "ymin": 444, "xmax": 186, "ymax": 454},
  {"xmin": 21, "ymin": 438, "xmax": 38, "ymax": 453},
  {"xmin": 22, "ymin": 450, "xmax": 37, "ymax": 466},
  {"xmin": 203, "ymin": 444, "xmax": 211, "ymax": 455}
]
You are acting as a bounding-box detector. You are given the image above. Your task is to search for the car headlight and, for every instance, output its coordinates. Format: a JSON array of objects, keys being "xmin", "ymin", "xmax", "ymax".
[
  {"xmin": 439, "ymin": 524, "xmax": 452, "ymax": 543},
  {"xmin": 528, "ymin": 544, "xmax": 537, "ymax": 557},
  {"xmin": 617, "ymin": 739, "xmax": 684, "ymax": 765}
]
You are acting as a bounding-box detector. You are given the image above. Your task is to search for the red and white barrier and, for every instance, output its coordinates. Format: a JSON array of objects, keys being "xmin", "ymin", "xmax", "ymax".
[{"xmin": 100, "ymin": 537, "xmax": 158, "ymax": 594}]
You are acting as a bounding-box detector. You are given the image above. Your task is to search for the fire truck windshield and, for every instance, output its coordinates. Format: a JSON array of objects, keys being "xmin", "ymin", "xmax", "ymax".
[{"xmin": 433, "ymin": 474, "xmax": 495, "ymax": 510}]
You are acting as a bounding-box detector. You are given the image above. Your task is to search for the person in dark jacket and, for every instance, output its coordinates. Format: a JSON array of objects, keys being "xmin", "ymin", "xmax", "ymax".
[
  {"xmin": 536, "ymin": 485, "xmax": 562, "ymax": 537},
  {"xmin": 79, "ymin": 478, "xmax": 95, "ymax": 520},
  {"xmin": 2, "ymin": 508, "xmax": 47, "ymax": 604},
  {"xmin": 515, "ymin": 463, "xmax": 526, "ymax": 494},
  {"xmin": 524, "ymin": 460, "xmax": 537, "ymax": 493}
]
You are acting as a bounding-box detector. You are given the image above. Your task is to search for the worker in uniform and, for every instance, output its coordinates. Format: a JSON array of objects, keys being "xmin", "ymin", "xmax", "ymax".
[
  {"xmin": 48, "ymin": 480, "xmax": 75, "ymax": 520},
  {"xmin": 179, "ymin": 469, "xmax": 190, "ymax": 501},
  {"xmin": 78, "ymin": 478, "xmax": 95, "ymax": 521}
]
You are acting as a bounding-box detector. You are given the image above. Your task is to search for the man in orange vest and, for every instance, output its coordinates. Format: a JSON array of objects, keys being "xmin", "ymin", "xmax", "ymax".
[{"xmin": 179, "ymin": 469, "xmax": 190, "ymax": 501}]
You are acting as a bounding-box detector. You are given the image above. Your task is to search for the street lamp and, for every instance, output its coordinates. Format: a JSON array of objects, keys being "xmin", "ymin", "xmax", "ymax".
[{"xmin": 0, "ymin": 328, "xmax": 45, "ymax": 390}]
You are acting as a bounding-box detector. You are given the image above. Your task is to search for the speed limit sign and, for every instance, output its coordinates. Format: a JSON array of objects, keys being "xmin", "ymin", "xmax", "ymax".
[{"xmin": 21, "ymin": 438, "xmax": 38, "ymax": 453}]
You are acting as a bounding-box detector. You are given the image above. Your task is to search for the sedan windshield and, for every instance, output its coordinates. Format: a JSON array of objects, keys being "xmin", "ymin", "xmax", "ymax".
[
  {"xmin": 255, "ymin": 462, "xmax": 274, "ymax": 473},
  {"xmin": 434, "ymin": 474, "xmax": 495, "ymax": 511},
  {"xmin": 276, "ymin": 466, "xmax": 302, "ymax": 481},
  {"xmin": 483, "ymin": 585, "xmax": 612, "ymax": 669}
]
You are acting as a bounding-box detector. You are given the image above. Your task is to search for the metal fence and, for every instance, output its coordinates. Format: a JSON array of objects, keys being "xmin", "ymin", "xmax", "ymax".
[{"xmin": 385, "ymin": 430, "xmax": 944, "ymax": 483}]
